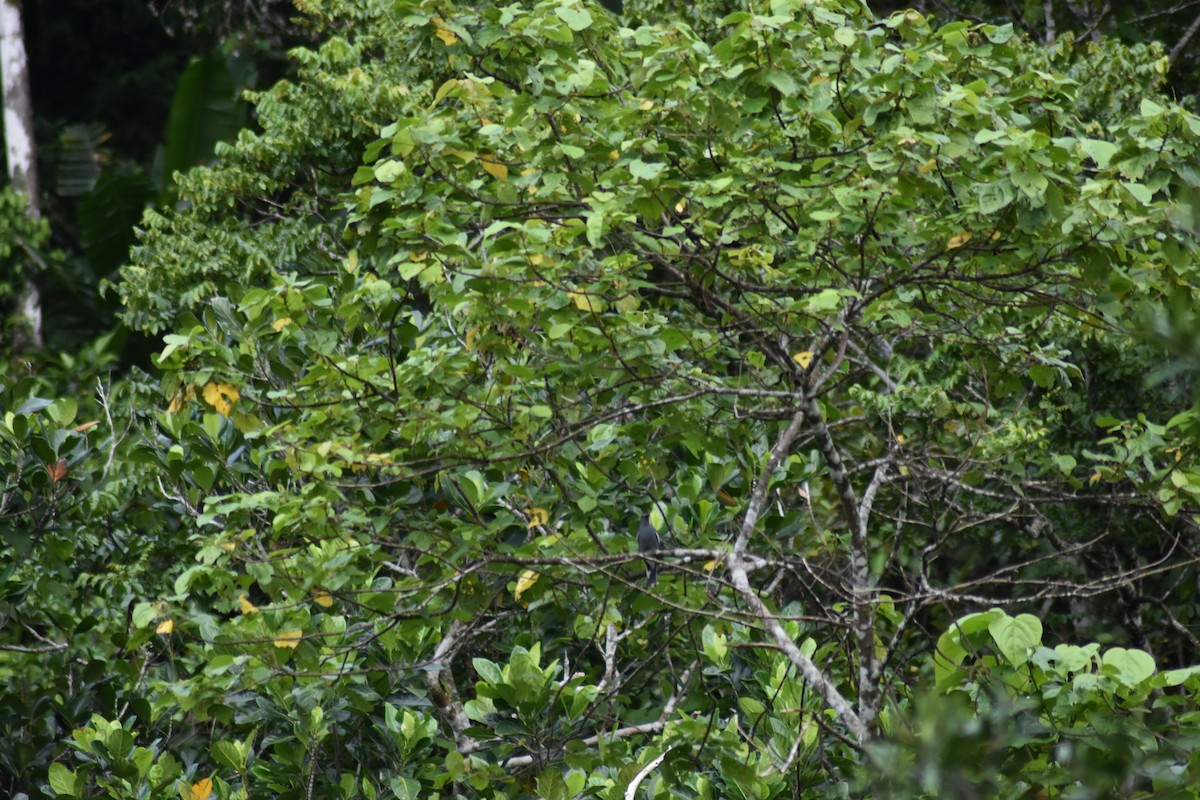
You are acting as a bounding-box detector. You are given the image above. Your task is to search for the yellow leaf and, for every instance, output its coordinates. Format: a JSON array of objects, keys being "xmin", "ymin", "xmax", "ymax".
[
  {"xmin": 272, "ymin": 317, "xmax": 293, "ymax": 332},
  {"xmin": 514, "ymin": 569, "xmax": 539, "ymax": 600},
  {"xmin": 674, "ymin": 198, "xmax": 687, "ymax": 213},
  {"xmin": 640, "ymin": 99, "xmax": 654, "ymax": 110},
  {"xmin": 202, "ymin": 382, "xmax": 239, "ymax": 418},
  {"xmin": 238, "ymin": 594, "xmax": 259, "ymax": 615},
  {"xmin": 168, "ymin": 385, "xmax": 195, "ymax": 414},
  {"xmin": 569, "ymin": 291, "xmax": 603, "ymax": 313},
  {"xmin": 482, "ymin": 156, "xmax": 508, "ymax": 180},
  {"xmin": 946, "ymin": 231, "xmax": 972, "ymax": 250},
  {"xmin": 793, "ymin": 351, "xmax": 814, "ymax": 368},
  {"xmin": 609, "ymin": 150, "xmax": 619, "ymax": 160},
  {"xmin": 346, "ymin": 249, "xmax": 359, "ymax": 273},
  {"xmin": 312, "ymin": 588, "xmax": 334, "ymax": 608},
  {"xmin": 431, "ymin": 16, "xmax": 458, "ymax": 45},
  {"xmin": 918, "ymin": 158, "xmax": 936, "ymax": 174},
  {"xmin": 186, "ymin": 778, "xmax": 213, "ymax": 800},
  {"xmin": 527, "ymin": 507, "xmax": 549, "ymax": 528},
  {"xmin": 1089, "ymin": 471, "xmax": 1103, "ymax": 486},
  {"xmin": 273, "ymin": 630, "xmax": 303, "ymax": 649},
  {"xmin": 465, "ymin": 326, "xmax": 478, "ymax": 350},
  {"xmin": 444, "ymin": 147, "xmax": 476, "ymax": 163},
  {"xmin": 156, "ymin": 619, "xmax": 174, "ymax": 634},
  {"xmin": 703, "ymin": 559, "xmax": 722, "ymax": 572}
]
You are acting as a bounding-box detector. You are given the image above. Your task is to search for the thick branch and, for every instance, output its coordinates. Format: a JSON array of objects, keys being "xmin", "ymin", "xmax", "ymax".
[{"xmin": 725, "ymin": 406, "xmax": 870, "ymax": 743}]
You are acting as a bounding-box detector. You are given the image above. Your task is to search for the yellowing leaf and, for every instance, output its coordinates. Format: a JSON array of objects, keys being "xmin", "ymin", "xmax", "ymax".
[
  {"xmin": 514, "ymin": 569, "xmax": 539, "ymax": 600},
  {"xmin": 481, "ymin": 157, "xmax": 508, "ymax": 180},
  {"xmin": 527, "ymin": 507, "xmax": 549, "ymax": 528},
  {"xmin": 946, "ymin": 231, "xmax": 972, "ymax": 250},
  {"xmin": 431, "ymin": 17, "xmax": 458, "ymax": 45},
  {"xmin": 185, "ymin": 777, "xmax": 214, "ymax": 800},
  {"xmin": 703, "ymin": 559, "xmax": 722, "ymax": 572},
  {"xmin": 1089, "ymin": 471, "xmax": 1103, "ymax": 485},
  {"xmin": 640, "ymin": 99, "xmax": 654, "ymax": 110},
  {"xmin": 312, "ymin": 588, "xmax": 334, "ymax": 608},
  {"xmin": 238, "ymin": 594, "xmax": 259, "ymax": 615},
  {"xmin": 168, "ymin": 385, "xmax": 195, "ymax": 414},
  {"xmin": 465, "ymin": 326, "xmax": 478, "ymax": 350},
  {"xmin": 675, "ymin": 198, "xmax": 688, "ymax": 213},
  {"xmin": 918, "ymin": 158, "xmax": 936, "ymax": 174},
  {"xmin": 615, "ymin": 294, "xmax": 639, "ymax": 312},
  {"xmin": 156, "ymin": 618, "xmax": 174, "ymax": 634},
  {"xmin": 793, "ymin": 351, "xmax": 814, "ymax": 368},
  {"xmin": 569, "ymin": 291, "xmax": 602, "ymax": 313},
  {"xmin": 609, "ymin": 150, "xmax": 619, "ymax": 160},
  {"xmin": 346, "ymin": 249, "xmax": 359, "ymax": 273},
  {"xmin": 272, "ymin": 317, "xmax": 293, "ymax": 332},
  {"xmin": 273, "ymin": 630, "xmax": 303, "ymax": 649},
  {"xmin": 202, "ymin": 382, "xmax": 239, "ymax": 417},
  {"xmin": 444, "ymin": 147, "xmax": 476, "ymax": 163}
]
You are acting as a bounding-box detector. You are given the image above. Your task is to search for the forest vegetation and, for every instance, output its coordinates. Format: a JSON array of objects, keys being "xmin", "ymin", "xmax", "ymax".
[{"xmin": 6, "ymin": 0, "xmax": 1200, "ymax": 797}]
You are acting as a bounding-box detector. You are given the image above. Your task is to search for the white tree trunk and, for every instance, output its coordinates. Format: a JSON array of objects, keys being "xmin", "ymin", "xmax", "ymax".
[{"xmin": 1, "ymin": 0, "xmax": 42, "ymax": 350}]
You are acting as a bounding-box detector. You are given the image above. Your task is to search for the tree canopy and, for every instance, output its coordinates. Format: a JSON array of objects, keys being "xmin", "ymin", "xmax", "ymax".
[{"xmin": 7, "ymin": 0, "xmax": 1200, "ymax": 797}]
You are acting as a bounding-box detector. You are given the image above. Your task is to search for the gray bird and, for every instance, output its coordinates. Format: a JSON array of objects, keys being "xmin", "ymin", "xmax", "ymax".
[{"xmin": 637, "ymin": 513, "xmax": 660, "ymax": 586}]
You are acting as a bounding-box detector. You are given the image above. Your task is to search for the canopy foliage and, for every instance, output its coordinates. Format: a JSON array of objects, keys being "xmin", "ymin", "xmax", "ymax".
[{"xmin": 7, "ymin": 0, "xmax": 1200, "ymax": 797}]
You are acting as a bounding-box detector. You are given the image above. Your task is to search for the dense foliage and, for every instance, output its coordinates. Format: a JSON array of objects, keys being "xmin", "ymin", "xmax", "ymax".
[{"xmin": 7, "ymin": 0, "xmax": 1200, "ymax": 798}]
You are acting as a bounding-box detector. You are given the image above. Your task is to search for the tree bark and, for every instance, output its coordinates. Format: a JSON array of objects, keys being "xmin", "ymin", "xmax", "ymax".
[{"xmin": 1, "ymin": 0, "xmax": 43, "ymax": 351}]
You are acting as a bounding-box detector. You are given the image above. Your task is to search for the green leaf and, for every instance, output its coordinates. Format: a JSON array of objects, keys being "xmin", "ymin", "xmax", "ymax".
[
  {"xmin": 1080, "ymin": 139, "xmax": 1118, "ymax": 168},
  {"xmin": 629, "ymin": 159, "xmax": 665, "ymax": 180},
  {"xmin": 47, "ymin": 763, "xmax": 78, "ymax": 798},
  {"xmin": 161, "ymin": 52, "xmax": 242, "ymax": 193},
  {"xmin": 373, "ymin": 160, "xmax": 405, "ymax": 183},
  {"xmin": 389, "ymin": 776, "xmax": 421, "ymax": 800},
  {"xmin": 554, "ymin": 6, "xmax": 593, "ymax": 31},
  {"xmin": 131, "ymin": 602, "xmax": 157, "ymax": 629},
  {"xmin": 767, "ymin": 71, "xmax": 798, "ymax": 96},
  {"xmin": 807, "ymin": 289, "xmax": 841, "ymax": 311},
  {"xmin": 985, "ymin": 23, "xmax": 1014, "ymax": 43},
  {"xmin": 1102, "ymin": 647, "xmax": 1156, "ymax": 687},
  {"xmin": 473, "ymin": 657, "xmax": 503, "ymax": 686},
  {"xmin": 989, "ymin": 613, "xmax": 1042, "ymax": 666},
  {"xmin": 1140, "ymin": 98, "xmax": 1165, "ymax": 118},
  {"xmin": 1122, "ymin": 181, "xmax": 1152, "ymax": 205},
  {"xmin": 536, "ymin": 769, "xmax": 569, "ymax": 800}
]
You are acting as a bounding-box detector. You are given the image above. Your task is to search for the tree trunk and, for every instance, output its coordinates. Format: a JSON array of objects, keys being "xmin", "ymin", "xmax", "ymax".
[{"xmin": 1, "ymin": 0, "xmax": 43, "ymax": 351}]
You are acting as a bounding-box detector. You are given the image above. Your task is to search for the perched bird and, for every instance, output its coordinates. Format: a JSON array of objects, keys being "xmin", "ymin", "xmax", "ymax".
[{"xmin": 637, "ymin": 513, "xmax": 661, "ymax": 586}]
